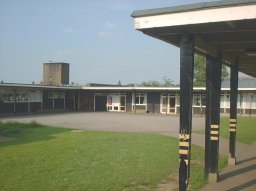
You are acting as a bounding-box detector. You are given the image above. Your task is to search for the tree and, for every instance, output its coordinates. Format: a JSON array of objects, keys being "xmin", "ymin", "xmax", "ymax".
[
  {"xmin": 127, "ymin": 83, "xmax": 136, "ymax": 87},
  {"xmin": 193, "ymin": 54, "xmax": 229, "ymax": 87},
  {"xmin": 139, "ymin": 80, "xmax": 161, "ymax": 87},
  {"xmin": 117, "ymin": 80, "xmax": 122, "ymax": 86},
  {"xmin": 194, "ymin": 54, "xmax": 206, "ymax": 87},
  {"xmin": 163, "ymin": 76, "xmax": 175, "ymax": 87},
  {"xmin": 221, "ymin": 66, "xmax": 229, "ymax": 79}
]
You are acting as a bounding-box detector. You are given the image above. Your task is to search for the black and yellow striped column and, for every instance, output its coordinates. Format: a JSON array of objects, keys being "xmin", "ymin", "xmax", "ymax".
[
  {"xmin": 179, "ymin": 33, "xmax": 194, "ymax": 191},
  {"xmin": 205, "ymin": 54, "xmax": 222, "ymax": 183},
  {"xmin": 210, "ymin": 124, "xmax": 219, "ymax": 141},
  {"xmin": 179, "ymin": 134, "xmax": 190, "ymax": 191},
  {"xmin": 230, "ymin": 119, "xmax": 237, "ymax": 133},
  {"xmin": 209, "ymin": 124, "xmax": 220, "ymax": 178},
  {"xmin": 229, "ymin": 118, "xmax": 237, "ymax": 163},
  {"xmin": 179, "ymin": 134, "xmax": 190, "ymax": 163},
  {"xmin": 229, "ymin": 62, "xmax": 238, "ymax": 165}
]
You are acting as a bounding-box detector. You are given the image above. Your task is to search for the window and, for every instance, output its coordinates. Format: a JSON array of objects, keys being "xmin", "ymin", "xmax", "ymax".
[
  {"xmin": 48, "ymin": 91, "xmax": 64, "ymax": 99},
  {"xmin": 162, "ymin": 96, "xmax": 167, "ymax": 106},
  {"xmin": 226, "ymin": 94, "xmax": 230, "ymax": 108},
  {"xmin": 134, "ymin": 93, "xmax": 146, "ymax": 105},
  {"xmin": 176, "ymin": 95, "xmax": 180, "ymax": 106},
  {"xmin": 201, "ymin": 95, "xmax": 206, "ymax": 106},
  {"xmin": 69, "ymin": 92, "xmax": 75, "ymax": 99},
  {"xmin": 251, "ymin": 94, "xmax": 256, "ymax": 109},
  {"xmin": 3, "ymin": 94, "xmax": 14, "ymax": 102},
  {"xmin": 58, "ymin": 92, "xmax": 64, "ymax": 99},
  {"xmin": 220, "ymin": 94, "xmax": 225, "ymax": 108},
  {"xmin": 21, "ymin": 94, "xmax": 28, "ymax": 101},
  {"xmin": 16, "ymin": 94, "xmax": 22, "ymax": 102},
  {"xmin": 193, "ymin": 94, "xmax": 201, "ymax": 106},
  {"xmin": 16, "ymin": 94, "xmax": 28, "ymax": 102},
  {"xmin": 55, "ymin": 92, "xmax": 64, "ymax": 99},
  {"xmin": 48, "ymin": 92, "xmax": 53, "ymax": 99}
]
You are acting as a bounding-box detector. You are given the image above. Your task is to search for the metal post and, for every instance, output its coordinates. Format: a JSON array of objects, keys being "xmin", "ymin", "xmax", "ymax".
[
  {"xmin": 134, "ymin": 90, "xmax": 136, "ymax": 114},
  {"xmin": 166, "ymin": 92, "xmax": 168, "ymax": 115},
  {"xmin": 200, "ymin": 92, "xmax": 203, "ymax": 117},
  {"xmin": 64, "ymin": 91, "xmax": 66, "ymax": 110},
  {"xmin": 53, "ymin": 92, "xmax": 55, "ymax": 110},
  {"xmin": 229, "ymin": 60, "xmax": 238, "ymax": 165},
  {"xmin": 27, "ymin": 90, "xmax": 30, "ymax": 113},
  {"xmin": 14, "ymin": 89, "xmax": 17, "ymax": 115},
  {"xmin": 206, "ymin": 53, "xmax": 222, "ymax": 182},
  {"xmin": 205, "ymin": 55, "xmax": 211, "ymax": 178},
  {"xmin": 78, "ymin": 91, "xmax": 80, "ymax": 110},
  {"xmin": 74, "ymin": 92, "xmax": 76, "ymax": 110},
  {"xmin": 179, "ymin": 33, "xmax": 194, "ymax": 191}
]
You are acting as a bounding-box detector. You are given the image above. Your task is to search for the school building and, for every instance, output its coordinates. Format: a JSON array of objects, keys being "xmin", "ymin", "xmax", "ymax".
[{"xmin": 0, "ymin": 78, "xmax": 255, "ymax": 115}]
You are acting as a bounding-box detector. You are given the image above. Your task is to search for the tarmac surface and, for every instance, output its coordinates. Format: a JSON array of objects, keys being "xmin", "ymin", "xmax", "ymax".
[{"xmin": 1, "ymin": 112, "xmax": 255, "ymax": 190}]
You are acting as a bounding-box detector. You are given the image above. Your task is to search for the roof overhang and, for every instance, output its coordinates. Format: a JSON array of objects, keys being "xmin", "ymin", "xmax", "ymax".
[
  {"xmin": 132, "ymin": 0, "xmax": 256, "ymax": 77},
  {"xmin": 0, "ymin": 83, "xmax": 81, "ymax": 90}
]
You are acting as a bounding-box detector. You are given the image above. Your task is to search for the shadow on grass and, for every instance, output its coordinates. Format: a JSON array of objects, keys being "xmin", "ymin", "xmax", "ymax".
[{"xmin": 0, "ymin": 121, "xmax": 71, "ymax": 147}]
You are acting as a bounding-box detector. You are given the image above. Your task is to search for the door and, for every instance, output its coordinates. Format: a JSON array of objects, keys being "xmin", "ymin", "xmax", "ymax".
[
  {"xmin": 95, "ymin": 95, "xmax": 107, "ymax": 111},
  {"xmin": 169, "ymin": 96, "xmax": 176, "ymax": 114},
  {"xmin": 161, "ymin": 95, "xmax": 167, "ymax": 113},
  {"xmin": 120, "ymin": 95, "xmax": 126, "ymax": 111}
]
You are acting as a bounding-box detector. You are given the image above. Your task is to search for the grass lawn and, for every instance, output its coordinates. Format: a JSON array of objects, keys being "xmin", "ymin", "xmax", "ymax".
[
  {"xmin": 194, "ymin": 116, "xmax": 256, "ymax": 144},
  {"xmin": 0, "ymin": 121, "xmax": 226, "ymax": 191}
]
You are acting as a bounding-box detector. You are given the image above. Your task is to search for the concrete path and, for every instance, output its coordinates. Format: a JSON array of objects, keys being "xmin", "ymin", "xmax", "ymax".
[
  {"xmin": 200, "ymin": 142, "xmax": 256, "ymax": 191},
  {"xmin": 1, "ymin": 112, "xmax": 255, "ymax": 190}
]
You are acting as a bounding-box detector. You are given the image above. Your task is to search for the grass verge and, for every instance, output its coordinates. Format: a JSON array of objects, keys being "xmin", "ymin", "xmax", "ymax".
[
  {"xmin": 194, "ymin": 116, "xmax": 256, "ymax": 144},
  {"xmin": 0, "ymin": 121, "xmax": 226, "ymax": 191}
]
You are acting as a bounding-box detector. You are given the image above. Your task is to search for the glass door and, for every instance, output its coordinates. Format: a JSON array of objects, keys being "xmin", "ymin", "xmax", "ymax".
[
  {"xmin": 169, "ymin": 96, "xmax": 176, "ymax": 114},
  {"xmin": 120, "ymin": 95, "xmax": 126, "ymax": 111},
  {"xmin": 161, "ymin": 95, "xmax": 167, "ymax": 113}
]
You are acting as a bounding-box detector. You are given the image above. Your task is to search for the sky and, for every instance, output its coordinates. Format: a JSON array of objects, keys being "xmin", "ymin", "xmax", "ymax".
[{"xmin": 0, "ymin": 0, "xmax": 216, "ymax": 85}]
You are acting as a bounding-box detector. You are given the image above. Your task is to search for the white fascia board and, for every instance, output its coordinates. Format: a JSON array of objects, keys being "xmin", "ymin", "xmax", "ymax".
[
  {"xmin": 82, "ymin": 87, "xmax": 181, "ymax": 91},
  {"xmin": 0, "ymin": 83, "xmax": 80, "ymax": 89},
  {"xmin": 134, "ymin": 5, "xmax": 256, "ymax": 29},
  {"xmin": 221, "ymin": 88, "xmax": 256, "ymax": 91}
]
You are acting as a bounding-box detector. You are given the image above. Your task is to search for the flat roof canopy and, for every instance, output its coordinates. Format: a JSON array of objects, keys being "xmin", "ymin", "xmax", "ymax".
[{"xmin": 132, "ymin": 0, "xmax": 256, "ymax": 77}]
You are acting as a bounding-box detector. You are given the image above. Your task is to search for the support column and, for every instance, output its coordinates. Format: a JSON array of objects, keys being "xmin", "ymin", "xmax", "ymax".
[
  {"xmin": 14, "ymin": 89, "xmax": 17, "ymax": 115},
  {"xmin": 28, "ymin": 90, "xmax": 30, "ymax": 113},
  {"xmin": 78, "ymin": 91, "xmax": 80, "ymax": 110},
  {"xmin": 53, "ymin": 92, "xmax": 55, "ymax": 110},
  {"xmin": 206, "ymin": 54, "xmax": 222, "ymax": 182},
  {"xmin": 179, "ymin": 33, "xmax": 194, "ymax": 191},
  {"xmin": 205, "ymin": 55, "xmax": 212, "ymax": 178},
  {"xmin": 229, "ymin": 60, "xmax": 238, "ymax": 165},
  {"xmin": 74, "ymin": 92, "xmax": 76, "ymax": 110},
  {"xmin": 166, "ymin": 92, "xmax": 168, "ymax": 115},
  {"xmin": 64, "ymin": 91, "xmax": 66, "ymax": 110},
  {"xmin": 134, "ymin": 90, "xmax": 137, "ymax": 114}
]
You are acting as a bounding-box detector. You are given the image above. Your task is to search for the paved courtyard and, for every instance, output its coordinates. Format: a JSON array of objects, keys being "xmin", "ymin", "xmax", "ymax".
[{"xmin": 0, "ymin": 112, "xmax": 205, "ymax": 135}]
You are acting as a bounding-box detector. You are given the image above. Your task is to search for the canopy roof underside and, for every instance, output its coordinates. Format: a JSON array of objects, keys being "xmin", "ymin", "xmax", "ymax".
[{"xmin": 132, "ymin": 0, "xmax": 256, "ymax": 78}]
